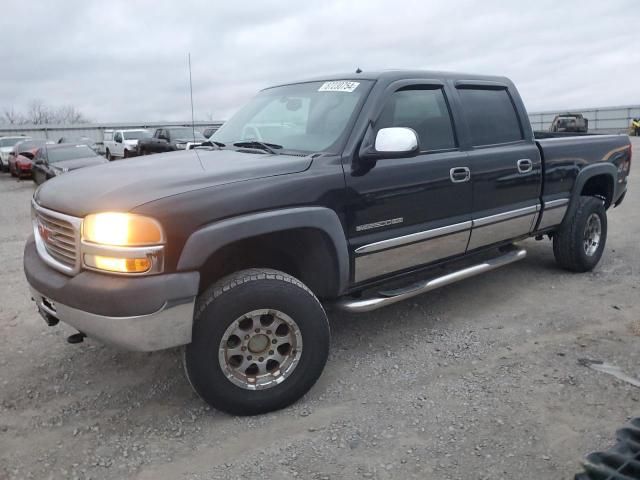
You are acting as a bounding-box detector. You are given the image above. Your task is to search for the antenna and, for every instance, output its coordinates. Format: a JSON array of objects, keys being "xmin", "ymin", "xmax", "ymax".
[{"xmin": 188, "ymin": 53, "xmax": 196, "ymax": 143}]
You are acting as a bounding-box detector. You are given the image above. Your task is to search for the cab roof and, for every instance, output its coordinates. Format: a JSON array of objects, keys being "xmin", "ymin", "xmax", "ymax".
[{"xmin": 269, "ymin": 69, "xmax": 512, "ymax": 89}]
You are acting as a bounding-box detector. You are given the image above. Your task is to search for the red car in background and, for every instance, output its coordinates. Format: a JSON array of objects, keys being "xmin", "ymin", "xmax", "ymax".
[{"xmin": 9, "ymin": 139, "xmax": 53, "ymax": 178}]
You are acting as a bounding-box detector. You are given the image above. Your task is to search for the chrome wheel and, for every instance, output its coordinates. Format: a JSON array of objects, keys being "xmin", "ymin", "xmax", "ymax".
[
  {"xmin": 583, "ymin": 213, "xmax": 602, "ymax": 257},
  {"xmin": 218, "ymin": 309, "xmax": 303, "ymax": 390}
]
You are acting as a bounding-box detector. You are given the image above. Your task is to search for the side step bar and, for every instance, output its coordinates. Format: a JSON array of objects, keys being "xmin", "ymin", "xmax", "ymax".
[{"xmin": 335, "ymin": 247, "xmax": 527, "ymax": 313}]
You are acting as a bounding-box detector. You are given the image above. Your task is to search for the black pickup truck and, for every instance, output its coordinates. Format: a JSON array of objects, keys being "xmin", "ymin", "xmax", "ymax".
[
  {"xmin": 136, "ymin": 126, "xmax": 206, "ymax": 155},
  {"xmin": 24, "ymin": 70, "xmax": 631, "ymax": 415}
]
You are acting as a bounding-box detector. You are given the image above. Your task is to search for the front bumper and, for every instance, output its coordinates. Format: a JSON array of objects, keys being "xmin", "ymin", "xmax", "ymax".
[{"xmin": 24, "ymin": 237, "xmax": 199, "ymax": 351}]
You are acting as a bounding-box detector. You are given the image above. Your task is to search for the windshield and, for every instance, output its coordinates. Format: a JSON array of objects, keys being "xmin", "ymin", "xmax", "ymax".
[
  {"xmin": 167, "ymin": 128, "xmax": 206, "ymax": 141},
  {"xmin": 0, "ymin": 137, "xmax": 28, "ymax": 147},
  {"xmin": 47, "ymin": 145, "xmax": 97, "ymax": 163},
  {"xmin": 212, "ymin": 80, "xmax": 372, "ymax": 153},
  {"xmin": 15, "ymin": 140, "xmax": 47, "ymax": 152},
  {"xmin": 123, "ymin": 130, "xmax": 151, "ymax": 140}
]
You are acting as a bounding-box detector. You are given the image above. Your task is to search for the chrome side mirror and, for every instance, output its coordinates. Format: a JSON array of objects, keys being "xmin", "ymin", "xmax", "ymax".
[
  {"xmin": 358, "ymin": 126, "xmax": 419, "ymax": 162},
  {"xmin": 374, "ymin": 127, "xmax": 418, "ymax": 153}
]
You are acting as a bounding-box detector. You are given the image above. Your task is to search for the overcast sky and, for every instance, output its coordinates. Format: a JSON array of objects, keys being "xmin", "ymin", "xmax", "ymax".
[{"xmin": 1, "ymin": 0, "xmax": 638, "ymax": 123}]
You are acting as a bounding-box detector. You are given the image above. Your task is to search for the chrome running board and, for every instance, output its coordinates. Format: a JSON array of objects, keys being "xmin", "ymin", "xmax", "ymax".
[{"xmin": 335, "ymin": 247, "xmax": 527, "ymax": 313}]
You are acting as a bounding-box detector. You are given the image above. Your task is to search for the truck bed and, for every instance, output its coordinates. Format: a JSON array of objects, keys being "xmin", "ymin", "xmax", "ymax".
[{"xmin": 535, "ymin": 133, "xmax": 630, "ymax": 200}]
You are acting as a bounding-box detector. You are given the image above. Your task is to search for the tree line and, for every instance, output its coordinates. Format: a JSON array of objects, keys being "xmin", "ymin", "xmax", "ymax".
[{"xmin": 2, "ymin": 100, "xmax": 89, "ymax": 125}]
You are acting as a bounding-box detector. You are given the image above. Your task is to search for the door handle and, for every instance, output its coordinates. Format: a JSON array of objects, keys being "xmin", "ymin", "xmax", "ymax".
[
  {"xmin": 450, "ymin": 167, "xmax": 471, "ymax": 183},
  {"xmin": 517, "ymin": 159, "xmax": 533, "ymax": 174}
]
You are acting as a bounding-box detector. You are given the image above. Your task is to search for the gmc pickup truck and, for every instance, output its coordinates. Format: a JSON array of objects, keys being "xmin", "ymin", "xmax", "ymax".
[
  {"xmin": 136, "ymin": 126, "xmax": 205, "ymax": 155},
  {"xmin": 24, "ymin": 70, "xmax": 631, "ymax": 415}
]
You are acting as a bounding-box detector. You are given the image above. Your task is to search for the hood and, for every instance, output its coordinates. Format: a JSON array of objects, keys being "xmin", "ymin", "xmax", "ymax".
[
  {"xmin": 35, "ymin": 148, "xmax": 312, "ymax": 217},
  {"xmin": 0, "ymin": 146, "xmax": 14, "ymax": 153},
  {"xmin": 124, "ymin": 139, "xmax": 139, "ymax": 147},
  {"xmin": 53, "ymin": 156, "xmax": 107, "ymax": 171}
]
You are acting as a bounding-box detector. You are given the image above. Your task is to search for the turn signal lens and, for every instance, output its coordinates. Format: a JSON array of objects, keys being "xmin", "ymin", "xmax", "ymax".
[
  {"xmin": 83, "ymin": 213, "xmax": 164, "ymax": 246},
  {"xmin": 84, "ymin": 254, "xmax": 151, "ymax": 273}
]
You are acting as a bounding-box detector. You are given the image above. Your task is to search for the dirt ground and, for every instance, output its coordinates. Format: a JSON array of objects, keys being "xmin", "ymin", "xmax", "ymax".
[{"xmin": 1, "ymin": 138, "xmax": 639, "ymax": 480}]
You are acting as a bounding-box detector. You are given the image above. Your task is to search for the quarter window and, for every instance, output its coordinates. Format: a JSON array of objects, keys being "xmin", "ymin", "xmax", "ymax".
[
  {"xmin": 457, "ymin": 88, "xmax": 523, "ymax": 146},
  {"xmin": 377, "ymin": 87, "xmax": 456, "ymax": 151}
]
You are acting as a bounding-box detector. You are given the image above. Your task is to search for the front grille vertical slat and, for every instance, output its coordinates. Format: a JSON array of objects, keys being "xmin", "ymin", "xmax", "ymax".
[{"xmin": 32, "ymin": 202, "xmax": 81, "ymax": 274}]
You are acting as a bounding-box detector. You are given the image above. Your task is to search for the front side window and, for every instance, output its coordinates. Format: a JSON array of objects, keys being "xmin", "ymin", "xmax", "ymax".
[
  {"xmin": 114, "ymin": 132, "xmax": 122, "ymax": 142},
  {"xmin": 457, "ymin": 87, "xmax": 523, "ymax": 146},
  {"xmin": 212, "ymin": 80, "xmax": 372, "ymax": 153},
  {"xmin": 377, "ymin": 87, "xmax": 457, "ymax": 151}
]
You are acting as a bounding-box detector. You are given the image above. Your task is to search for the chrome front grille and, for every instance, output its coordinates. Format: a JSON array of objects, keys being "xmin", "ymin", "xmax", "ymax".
[{"xmin": 32, "ymin": 201, "xmax": 82, "ymax": 275}]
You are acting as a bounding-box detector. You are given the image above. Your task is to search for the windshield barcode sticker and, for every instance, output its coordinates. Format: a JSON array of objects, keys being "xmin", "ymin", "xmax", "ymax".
[{"xmin": 318, "ymin": 81, "xmax": 360, "ymax": 93}]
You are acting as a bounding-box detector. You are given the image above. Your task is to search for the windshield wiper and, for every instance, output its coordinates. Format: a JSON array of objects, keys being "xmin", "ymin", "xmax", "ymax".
[{"xmin": 232, "ymin": 140, "xmax": 283, "ymax": 154}]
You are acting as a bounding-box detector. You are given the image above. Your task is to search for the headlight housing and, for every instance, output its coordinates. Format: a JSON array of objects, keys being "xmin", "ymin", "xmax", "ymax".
[
  {"xmin": 175, "ymin": 143, "xmax": 187, "ymax": 150},
  {"xmin": 81, "ymin": 213, "xmax": 165, "ymax": 275}
]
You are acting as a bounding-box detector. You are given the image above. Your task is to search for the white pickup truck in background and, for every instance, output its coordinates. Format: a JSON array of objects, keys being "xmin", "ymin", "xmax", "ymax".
[{"xmin": 103, "ymin": 129, "xmax": 151, "ymax": 160}]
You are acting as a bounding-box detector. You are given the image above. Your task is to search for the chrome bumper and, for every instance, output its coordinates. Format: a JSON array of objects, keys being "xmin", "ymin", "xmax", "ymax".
[{"xmin": 30, "ymin": 286, "xmax": 195, "ymax": 351}]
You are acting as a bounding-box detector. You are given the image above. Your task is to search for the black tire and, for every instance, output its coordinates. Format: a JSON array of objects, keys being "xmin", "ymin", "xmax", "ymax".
[
  {"xmin": 123, "ymin": 149, "xmax": 129, "ymax": 159},
  {"xmin": 9, "ymin": 165, "xmax": 16, "ymax": 177},
  {"xmin": 106, "ymin": 149, "xmax": 112, "ymax": 161},
  {"xmin": 184, "ymin": 268, "xmax": 330, "ymax": 415},
  {"xmin": 553, "ymin": 196, "xmax": 607, "ymax": 272}
]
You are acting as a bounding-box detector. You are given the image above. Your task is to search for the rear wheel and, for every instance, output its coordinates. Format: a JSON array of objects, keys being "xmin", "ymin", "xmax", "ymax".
[
  {"xmin": 553, "ymin": 196, "xmax": 607, "ymax": 272},
  {"xmin": 184, "ymin": 268, "xmax": 330, "ymax": 415}
]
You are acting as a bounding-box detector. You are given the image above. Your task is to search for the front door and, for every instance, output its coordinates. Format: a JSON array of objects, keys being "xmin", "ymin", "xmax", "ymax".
[
  {"xmin": 345, "ymin": 83, "xmax": 472, "ymax": 284},
  {"xmin": 453, "ymin": 85, "xmax": 542, "ymax": 251}
]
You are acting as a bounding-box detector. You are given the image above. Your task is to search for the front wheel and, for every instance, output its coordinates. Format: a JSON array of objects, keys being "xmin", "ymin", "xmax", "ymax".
[
  {"xmin": 184, "ymin": 269, "xmax": 330, "ymax": 415},
  {"xmin": 553, "ymin": 196, "xmax": 607, "ymax": 272},
  {"xmin": 106, "ymin": 149, "xmax": 112, "ymax": 161}
]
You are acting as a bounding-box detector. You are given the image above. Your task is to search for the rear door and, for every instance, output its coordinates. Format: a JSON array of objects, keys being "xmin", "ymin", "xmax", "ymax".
[
  {"xmin": 345, "ymin": 82, "xmax": 472, "ymax": 284},
  {"xmin": 454, "ymin": 83, "xmax": 542, "ymax": 250}
]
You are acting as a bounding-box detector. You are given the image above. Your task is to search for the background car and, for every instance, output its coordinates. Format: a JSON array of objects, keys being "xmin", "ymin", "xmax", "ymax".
[
  {"xmin": 202, "ymin": 126, "xmax": 219, "ymax": 139},
  {"xmin": 8, "ymin": 139, "xmax": 53, "ymax": 178},
  {"xmin": 32, "ymin": 143, "xmax": 107, "ymax": 185},
  {"xmin": 103, "ymin": 129, "xmax": 151, "ymax": 160},
  {"xmin": 0, "ymin": 136, "xmax": 31, "ymax": 172}
]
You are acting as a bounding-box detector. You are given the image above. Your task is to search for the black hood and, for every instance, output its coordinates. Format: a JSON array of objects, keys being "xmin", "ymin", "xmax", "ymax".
[{"xmin": 35, "ymin": 149, "xmax": 312, "ymax": 217}]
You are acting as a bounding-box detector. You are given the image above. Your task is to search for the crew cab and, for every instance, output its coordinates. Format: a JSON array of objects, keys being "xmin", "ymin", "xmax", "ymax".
[
  {"xmin": 103, "ymin": 129, "xmax": 151, "ymax": 160},
  {"xmin": 136, "ymin": 126, "xmax": 205, "ymax": 155},
  {"xmin": 24, "ymin": 70, "xmax": 631, "ymax": 416}
]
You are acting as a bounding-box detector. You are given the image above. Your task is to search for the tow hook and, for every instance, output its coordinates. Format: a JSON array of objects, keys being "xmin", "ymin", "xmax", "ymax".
[{"xmin": 67, "ymin": 332, "xmax": 86, "ymax": 344}]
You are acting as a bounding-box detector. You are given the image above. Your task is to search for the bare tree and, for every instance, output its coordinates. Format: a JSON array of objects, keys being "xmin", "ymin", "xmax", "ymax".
[
  {"xmin": 2, "ymin": 107, "xmax": 25, "ymax": 125},
  {"xmin": 2, "ymin": 100, "xmax": 91, "ymax": 125},
  {"xmin": 56, "ymin": 105, "xmax": 88, "ymax": 124}
]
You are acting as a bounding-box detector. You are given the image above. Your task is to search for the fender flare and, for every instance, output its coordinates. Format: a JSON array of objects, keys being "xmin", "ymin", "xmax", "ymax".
[
  {"xmin": 177, "ymin": 207, "xmax": 350, "ymax": 295},
  {"xmin": 564, "ymin": 163, "xmax": 617, "ymax": 225}
]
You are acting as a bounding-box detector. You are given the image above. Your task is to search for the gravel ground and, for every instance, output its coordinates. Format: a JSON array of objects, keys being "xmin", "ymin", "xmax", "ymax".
[{"xmin": 1, "ymin": 138, "xmax": 639, "ymax": 480}]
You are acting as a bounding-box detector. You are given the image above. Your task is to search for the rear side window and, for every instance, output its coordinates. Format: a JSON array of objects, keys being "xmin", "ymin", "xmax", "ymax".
[
  {"xmin": 377, "ymin": 87, "xmax": 456, "ymax": 151},
  {"xmin": 457, "ymin": 88, "xmax": 523, "ymax": 146}
]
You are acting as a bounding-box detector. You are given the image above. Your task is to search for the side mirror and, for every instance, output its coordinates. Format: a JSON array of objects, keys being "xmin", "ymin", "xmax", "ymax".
[
  {"xmin": 359, "ymin": 126, "xmax": 419, "ymax": 161},
  {"xmin": 159, "ymin": 135, "xmax": 169, "ymax": 141},
  {"xmin": 115, "ymin": 137, "xmax": 122, "ymax": 144},
  {"xmin": 34, "ymin": 159, "xmax": 44, "ymax": 165}
]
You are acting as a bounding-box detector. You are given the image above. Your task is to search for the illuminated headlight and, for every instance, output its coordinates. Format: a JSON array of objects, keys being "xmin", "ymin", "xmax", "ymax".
[
  {"xmin": 175, "ymin": 143, "xmax": 187, "ymax": 150},
  {"xmin": 81, "ymin": 213, "xmax": 165, "ymax": 274}
]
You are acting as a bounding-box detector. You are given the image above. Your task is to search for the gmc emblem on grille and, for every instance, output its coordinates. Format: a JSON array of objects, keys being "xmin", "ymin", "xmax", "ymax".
[{"xmin": 38, "ymin": 222, "xmax": 51, "ymax": 242}]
